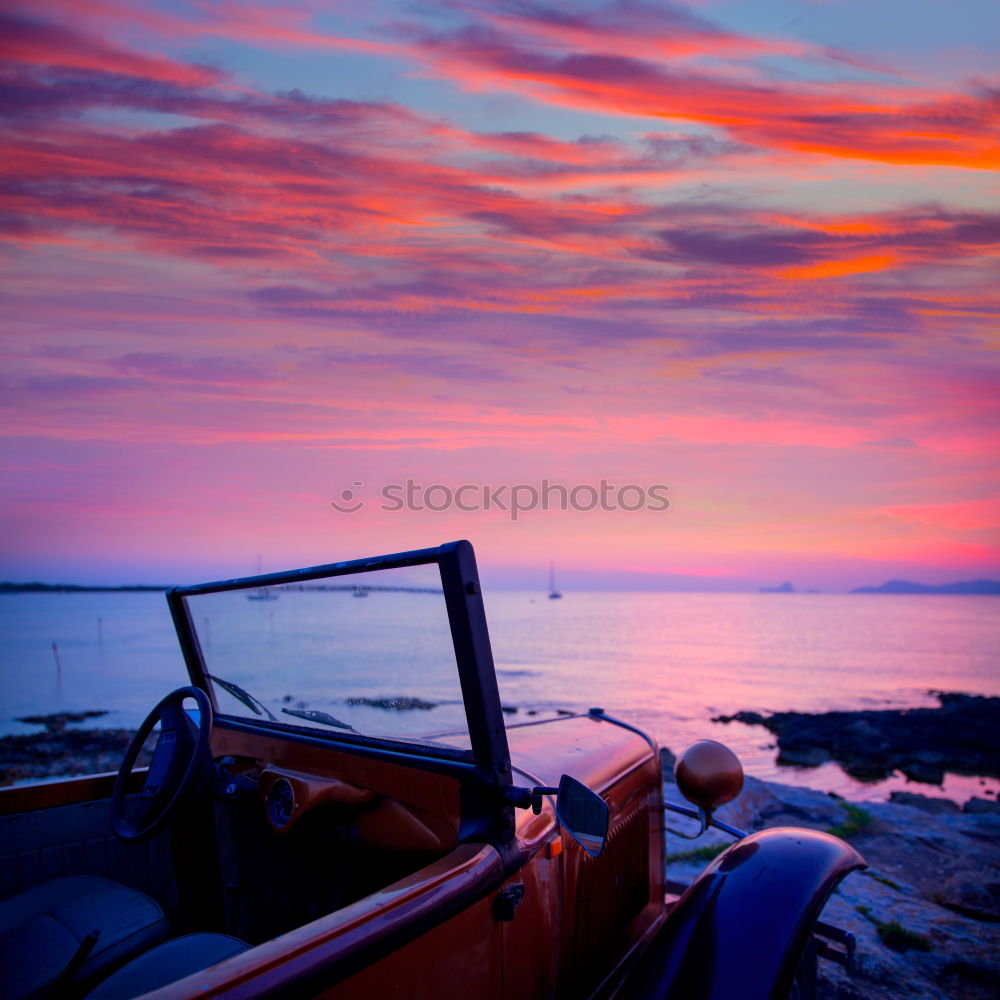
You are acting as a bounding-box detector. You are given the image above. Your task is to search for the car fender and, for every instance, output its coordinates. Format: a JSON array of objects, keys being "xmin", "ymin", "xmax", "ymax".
[{"xmin": 620, "ymin": 827, "xmax": 865, "ymax": 1000}]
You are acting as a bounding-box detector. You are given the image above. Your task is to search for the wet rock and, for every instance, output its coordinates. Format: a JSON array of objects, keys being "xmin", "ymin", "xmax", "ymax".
[
  {"xmin": 965, "ymin": 796, "xmax": 1000, "ymax": 814},
  {"xmin": 15, "ymin": 711, "xmax": 109, "ymax": 734},
  {"xmin": 713, "ymin": 692, "xmax": 1000, "ymax": 784},
  {"xmin": 345, "ymin": 696, "xmax": 437, "ymax": 711},
  {"xmin": 889, "ymin": 791, "xmax": 961, "ymax": 814},
  {"xmin": 900, "ymin": 760, "xmax": 946, "ymax": 785},
  {"xmin": 777, "ymin": 745, "xmax": 831, "ymax": 767},
  {"xmin": 843, "ymin": 718, "xmax": 890, "ymax": 751},
  {"xmin": 713, "ymin": 710, "xmax": 766, "ymax": 726}
]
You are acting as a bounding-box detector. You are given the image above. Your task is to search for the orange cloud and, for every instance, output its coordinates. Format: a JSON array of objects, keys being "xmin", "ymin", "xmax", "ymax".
[
  {"xmin": 777, "ymin": 253, "xmax": 898, "ymax": 281},
  {"xmin": 405, "ymin": 25, "xmax": 999, "ymax": 170}
]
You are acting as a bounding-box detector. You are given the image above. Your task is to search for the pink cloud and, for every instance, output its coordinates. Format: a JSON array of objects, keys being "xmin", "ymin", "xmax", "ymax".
[{"xmin": 1, "ymin": 3, "xmax": 997, "ymax": 586}]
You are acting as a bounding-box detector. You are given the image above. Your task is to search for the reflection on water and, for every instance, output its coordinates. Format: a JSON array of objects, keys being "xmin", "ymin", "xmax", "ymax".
[
  {"xmin": 487, "ymin": 591, "xmax": 1000, "ymax": 803},
  {"xmin": 1, "ymin": 590, "xmax": 997, "ymax": 802}
]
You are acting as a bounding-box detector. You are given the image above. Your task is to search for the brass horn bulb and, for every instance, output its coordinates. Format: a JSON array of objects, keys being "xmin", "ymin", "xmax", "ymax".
[{"xmin": 674, "ymin": 740, "xmax": 744, "ymax": 811}]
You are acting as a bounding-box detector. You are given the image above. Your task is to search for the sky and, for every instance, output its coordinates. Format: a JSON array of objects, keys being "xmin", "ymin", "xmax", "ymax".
[{"xmin": 1, "ymin": 0, "xmax": 998, "ymax": 591}]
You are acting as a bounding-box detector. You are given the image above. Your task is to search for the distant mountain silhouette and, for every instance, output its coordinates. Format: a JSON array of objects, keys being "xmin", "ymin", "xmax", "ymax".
[
  {"xmin": 759, "ymin": 581, "xmax": 795, "ymax": 593},
  {"xmin": 850, "ymin": 579, "xmax": 1000, "ymax": 595}
]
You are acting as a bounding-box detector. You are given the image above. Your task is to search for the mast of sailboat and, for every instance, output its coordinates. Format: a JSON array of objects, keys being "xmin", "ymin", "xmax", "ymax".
[
  {"xmin": 549, "ymin": 560, "xmax": 562, "ymax": 599},
  {"xmin": 248, "ymin": 554, "xmax": 279, "ymax": 601}
]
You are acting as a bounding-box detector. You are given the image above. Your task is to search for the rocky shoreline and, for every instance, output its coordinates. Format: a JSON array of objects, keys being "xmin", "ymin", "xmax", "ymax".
[
  {"xmin": 0, "ymin": 712, "xmax": 153, "ymax": 785},
  {"xmin": 662, "ymin": 749, "xmax": 1000, "ymax": 1000},
  {"xmin": 713, "ymin": 691, "xmax": 1000, "ymax": 785}
]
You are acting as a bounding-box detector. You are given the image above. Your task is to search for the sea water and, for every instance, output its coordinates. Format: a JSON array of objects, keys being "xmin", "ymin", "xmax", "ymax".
[{"xmin": 1, "ymin": 589, "xmax": 997, "ymax": 802}]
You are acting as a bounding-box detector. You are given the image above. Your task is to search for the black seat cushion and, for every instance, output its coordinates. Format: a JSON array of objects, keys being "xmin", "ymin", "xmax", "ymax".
[
  {"xmin": 0, "ymin": 875, "xmax": 169, "ymax": 1000},
  {"xmin": 84, "ymin": 933, "xmax": 250, "ymax": 1000}
]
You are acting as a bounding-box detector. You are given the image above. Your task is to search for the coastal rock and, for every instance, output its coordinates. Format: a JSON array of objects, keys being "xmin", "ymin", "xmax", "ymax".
[
  {"xmin": 713, "ymin": 692, "xmax": 1000, "ymax": 784},
  {"xmin": 16, "ymin": 711, "xmax": 109, "ymax": 734},
  {"xmin": 1, "ymin": 714, "xmax": 151, "ymax": 785},
  {"xmin": 662, "ymin": 762, "xmax": 1000, "ymax": 1000},
  {"xmin": 888, "ymin": 791, "xmax": 960, "ymax": 815},
  {"xmin": 964, "ymin": 796, "xmax": 1000, "ymax": 814},
  {"xmin": 900, "ymin": 760, "xmax": 946, "ymax": 785},
  {"xmin": 934, "ymin": 873, "xmax": 1000, "ymax": 922},
  {"xmin": 776, "ymin": 745, "xmax": 831, "ymax": 767},
  {"xmin": 345, "ymin": 696, "xmax": 437, "ymax": 711},
  {"xmin": 727, "ymin": 775, "xmax": 845, "ymax": 830}
]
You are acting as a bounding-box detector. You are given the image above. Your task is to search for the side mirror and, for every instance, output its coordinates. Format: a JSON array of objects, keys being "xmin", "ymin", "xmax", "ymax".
[
  {"xmin": 675, "ymin": 740, "xmax": 744, "ymax": 812},
  {"xmin": 556, "ymin": 774, "xmax": 609, "ymax": 858}
]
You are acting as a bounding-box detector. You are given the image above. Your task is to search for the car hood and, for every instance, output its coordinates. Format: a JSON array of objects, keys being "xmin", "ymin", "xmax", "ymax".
[{"xmin": 505, "ymin": 713, "xmax": 656, "ymax": 793}]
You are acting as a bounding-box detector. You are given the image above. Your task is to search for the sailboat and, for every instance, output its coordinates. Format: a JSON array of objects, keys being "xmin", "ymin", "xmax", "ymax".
[
  {"xmin": 548, "ymin": 561, "xmax": 562, "ymax": 600},
  {"xmin": 247, "ymin": 555, "xmax": 279, "ymax": 601}
]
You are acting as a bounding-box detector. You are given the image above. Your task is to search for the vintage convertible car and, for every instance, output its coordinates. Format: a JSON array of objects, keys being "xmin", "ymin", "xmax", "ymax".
[{"xmin": 0, "ymin": 540, "xmax": 864, "ymax": 999}]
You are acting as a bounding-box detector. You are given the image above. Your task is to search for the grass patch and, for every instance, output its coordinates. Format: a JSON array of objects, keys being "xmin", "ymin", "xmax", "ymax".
[
  {"xmin": 864, "ymin": 871, "xmax": 902, "ymax": 891},
  {"xmin": 827, "ymin": 803, "xmax": 874, "ymax": 840},
  {"xmin": 667, "ymin": 842, "xmax": 728, "ymax": 864},
  {"xmin": 876, "ymin": 921, "xmax": 933, "ymax": 953},
  {"xmin": 855, "ymin": 905, "xmax": 932, "ymax": 953}
]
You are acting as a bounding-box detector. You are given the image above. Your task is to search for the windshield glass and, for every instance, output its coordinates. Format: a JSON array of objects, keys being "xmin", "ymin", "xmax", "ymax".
[{"xmin": 181, "ymin": 563, "xmax": 471, "ymax": 753}]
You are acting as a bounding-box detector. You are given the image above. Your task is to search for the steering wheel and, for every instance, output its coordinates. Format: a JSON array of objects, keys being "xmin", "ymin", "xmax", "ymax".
[{"xmin": 112, "ymin": 686, "xmax": 215, "ymax": 843}]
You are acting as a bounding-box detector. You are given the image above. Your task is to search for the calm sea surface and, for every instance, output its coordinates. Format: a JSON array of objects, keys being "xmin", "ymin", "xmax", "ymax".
[{"xmin": 1, "ymin": 590, "xmax": 997, "ymax": 803}]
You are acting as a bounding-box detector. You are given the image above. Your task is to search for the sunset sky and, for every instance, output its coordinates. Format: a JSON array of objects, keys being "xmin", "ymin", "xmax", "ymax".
[{"xmin": 2, "ymin": 0, "xmax": 998, "ymax": 590}]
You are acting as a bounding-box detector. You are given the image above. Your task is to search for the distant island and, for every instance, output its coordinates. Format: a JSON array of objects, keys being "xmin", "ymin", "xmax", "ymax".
[
  {"xmin": 0, "ymin": 583, "xmax": 169, "ymax": 594},
  {"xmin": 850, "ymin": 579, "xmax": 1000, "ymax": 595}
]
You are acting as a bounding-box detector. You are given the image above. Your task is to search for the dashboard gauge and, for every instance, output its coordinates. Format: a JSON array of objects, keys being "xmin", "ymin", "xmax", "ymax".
[{"xmin": 268, "ymin": 777, "xmax": 294, "ymax": 830}]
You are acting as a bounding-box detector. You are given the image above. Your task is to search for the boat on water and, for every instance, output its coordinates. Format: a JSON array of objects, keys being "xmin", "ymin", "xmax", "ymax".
[
  {"xmin": 549, "ymin": 560, "xmax": 562, "ymax": 599},
  {"xmin": 247, "ymin": 555, "xmax": 279, "ymax": 601}
]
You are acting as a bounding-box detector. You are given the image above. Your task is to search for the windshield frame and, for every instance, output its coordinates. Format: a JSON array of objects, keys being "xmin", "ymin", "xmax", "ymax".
[{"xmin": 166, "ymin": 540, "xmax": 512, "ymax": 772}]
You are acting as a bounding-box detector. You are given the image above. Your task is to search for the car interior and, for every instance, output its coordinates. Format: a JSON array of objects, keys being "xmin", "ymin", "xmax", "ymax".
[
  {"xmin": 1, "ymin": 544, "xmax": 508, "ymax": 1000},
  {"xmin": 2, "ymin": 708, "xmax": 488, "ymax": 997}
]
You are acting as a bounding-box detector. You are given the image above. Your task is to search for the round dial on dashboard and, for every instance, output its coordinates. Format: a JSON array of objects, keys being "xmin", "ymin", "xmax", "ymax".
[{"xmin": 268, "ymin": 777, "xmax": 295, "ymax": 830}]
